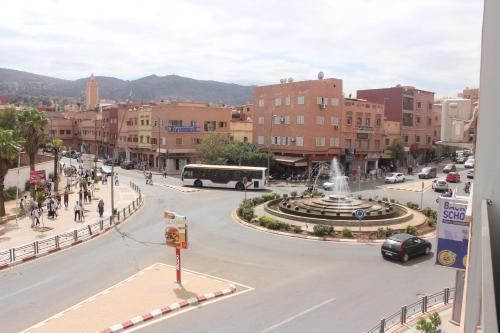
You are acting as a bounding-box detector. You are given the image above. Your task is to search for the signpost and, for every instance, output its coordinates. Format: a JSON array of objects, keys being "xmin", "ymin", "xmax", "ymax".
[
  {"xmin": 354, "ymin": 209, "xmax": 365, "ymax": 231},
  {"xmin": 164, "ymin": 211, "xmax": 188, "ymax": 284},
  {"xmin": 29, "ymin": 170, "xmax": 46, "ymax": 185},
  {"xmin": 420, "ymin": 181, "xmax": 424, "ymax": 209}
]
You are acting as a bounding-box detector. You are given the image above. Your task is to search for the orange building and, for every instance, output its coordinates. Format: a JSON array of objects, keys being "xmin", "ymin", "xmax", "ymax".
[{"xmin": 86, "ymin": 74, "xmax": 99, "ymax": 110}]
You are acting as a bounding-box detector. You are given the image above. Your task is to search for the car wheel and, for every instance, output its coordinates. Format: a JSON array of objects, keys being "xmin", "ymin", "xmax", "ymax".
[
  {"xmin": 425, "ymin": 246, "xmax": 431, "ymax": 255},
  {"xmin": 235, "ymin": 182, "xmax": 244, "ymax": 190},
  {"xmin": 402, "ymin": 254, "xmax": 409, "ymax": 263},
  {"xmin": 194, "ymin": 180, "xmax": 203, "ymax": 188}
]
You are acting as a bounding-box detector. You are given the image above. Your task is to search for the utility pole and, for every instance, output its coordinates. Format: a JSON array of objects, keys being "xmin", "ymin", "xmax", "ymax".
[{"xmin": 267, "ymin": 113, "xmax": 277, "ymax": 183}]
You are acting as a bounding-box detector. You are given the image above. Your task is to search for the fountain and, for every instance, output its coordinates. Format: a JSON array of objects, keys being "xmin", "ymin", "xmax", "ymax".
[{"xmin": 265, "ymin": 157, "xmax": 411, "ymax": 227}]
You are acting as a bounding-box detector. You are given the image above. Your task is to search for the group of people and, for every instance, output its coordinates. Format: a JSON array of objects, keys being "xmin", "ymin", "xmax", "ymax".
[{"xmin": 145, "ymin": 171, "xmax": 153, "ymax": 185}]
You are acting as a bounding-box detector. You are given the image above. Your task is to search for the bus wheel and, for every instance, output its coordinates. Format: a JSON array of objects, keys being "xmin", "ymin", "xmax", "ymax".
[
  {"xmin": 236, "ymin": 182, "xmax": 244, "ymax": 190},
  {"xmin": 194, "ymin": 180, "xmax": 203, "ymax": 188}
]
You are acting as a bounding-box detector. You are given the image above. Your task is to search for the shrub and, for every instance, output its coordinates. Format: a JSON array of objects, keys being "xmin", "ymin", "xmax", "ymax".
[
  {"xmin": 266, "ymin": 220, "xmax": 281, "ymax": 230},
  {"xmin": 290, "ymin": 191, "xmax": 297, "ymax": 198},
  {"xmin": 35, "ymin": 191, "xmax": 45, "ymax": 205},
  {"xmin": 376, "ymin": 227, "xmax": 386, "ymax": 239},
  {"xmin": 312, "ymin": 190, "xmax": 324, "ymax": 197},
  {"xmin": 313, "ymin": 224, "xmax": 329, "ymax": 237},
  {"xmin": 258, "ymin": 216, "xmax": 274, "ymax": 227},
  {"xmin": 240, "ymin": 199, "xmax": 254, "ymax": 209},
  {"xmin": 327, "ymin": 226, "xmax": 335, "ymax": 235},
  {"xmin": 241, "ymin": 207, "xmax": 254, "ymax": 222},
  {"xmin": 79, "ymin": 179, "xmax": 88, "ymax": 190},
  {"xmin": 406, "ymin": 225, "xmax": 418, "ymax": 235},
  {"xmin": 382, "ymin": 197, "xmax": 388, "ymax": 202},
  {"xmin": 384, "ymin": 227, "xmax": 395, "ymax": 237},
  {"xmin": 261, "ymin": 192, "xmax": 278, "ymax": 202},
  {"xmin": 406, "ymin": 201, "xmax": 420, "ymax": 210},
  {"xmin": 416, "ymin": 312, "xmax": 442, "ymax": 333},
  {"xmin": 3, "ymin": 186, "xmax": 20, "ymax": 201},
  {"xmin": 282, "ymin": 193, "xmax": 288, "ymax": 200},
  {"xmin": 293, "ymin": 225, "xmax": 302, "ymax": 233},
  {"xmin": 390, "ymin": 198, "xmax": 396, "ymax": 203},
  {"xmin": 279, "ymin": 222, "xmax": 291, "ymax": 232},
  {"xmin": 427, "ymin": 217, "xmax": 437, "ymax": 227},
  {"xmin": 341, "ymin": 227, "xmax": 353, "ymax": 238}
]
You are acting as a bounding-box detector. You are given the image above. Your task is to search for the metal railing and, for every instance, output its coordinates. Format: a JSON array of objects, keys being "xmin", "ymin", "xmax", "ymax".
[
  {"xmin": 364, "ymin": 288, "xmax": 454, "ymax": 333},
  {"xmin": 0, "ymin": 182, "xmax": 143, "ymax": 268}
]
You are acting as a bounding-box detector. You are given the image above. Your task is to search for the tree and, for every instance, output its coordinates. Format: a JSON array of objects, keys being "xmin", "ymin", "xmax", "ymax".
[
  {"xmin": 0, "ymin": 108, "xmax": 18, "ymax": 130},
  {"xmin": 0, "ymin": 130, "xmax": 24, "ymax": 216},
  {"xmin": 416, "ymin": 312, "xmax": 442, "ymax": 333},
  {"xmin": 48, "ymin": 138, "xmax": 63, "ymax": 193},
  {"xmin": 17, "ymin": 108, "xmax": 48, "ymax": 172},
  {"xmin": 389, "ymin": 137, "xmax": 405, "ymax": 165},
  {"xmin": 196, "ymin": 133, "xmax": 228, "ymax": 165}
]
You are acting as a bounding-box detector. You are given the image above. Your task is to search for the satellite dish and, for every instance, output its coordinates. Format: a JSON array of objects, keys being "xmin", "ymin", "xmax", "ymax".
[
  {"xmin": 280, "ymin": 78, "xmax": 286, "ymax": 84},
  {"xmin": 287, "ymin": 77, "xmax": 294, "ymax": 83},
  {"xmin": 318, "ymin": 72, "xmax": 324, "ymax": 80}
]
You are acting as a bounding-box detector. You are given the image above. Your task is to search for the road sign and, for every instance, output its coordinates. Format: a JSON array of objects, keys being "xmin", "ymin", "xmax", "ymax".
[{"xmin": 354, "ymin": 209, "xmax": 365, "ymax": 220}]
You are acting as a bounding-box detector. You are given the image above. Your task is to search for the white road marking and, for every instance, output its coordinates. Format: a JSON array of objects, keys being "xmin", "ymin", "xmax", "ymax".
[
  {"xmin": 0, "ymin": 276, "xmax": 56, "ymax": 301},
  {"xmin": 257, "ymin": 297, "xmax": 337, "ymax": 333}
]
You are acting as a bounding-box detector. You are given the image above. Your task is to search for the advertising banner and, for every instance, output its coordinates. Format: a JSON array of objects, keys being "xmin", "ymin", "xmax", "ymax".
[
  {"xmin": 435, "ymin": 197, "xmax": 469, "ymax": 270},
  {"xmin": 29, "ymin": 170, "xmax": 46, "ymax": 184},
  {"xmin": 164, "ymin": 211, "xmax": 188, "ymax": 249}
]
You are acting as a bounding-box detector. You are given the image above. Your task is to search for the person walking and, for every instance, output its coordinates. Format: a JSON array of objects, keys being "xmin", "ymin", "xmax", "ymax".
[
  {"xmin": 87, "ymin": 188, "xmax": 92, "ymax": 202},
  {"xmin": 79, "ymin": 188, "xmax": 83, "ymax": 204},
  {"xmin": 98, "ymin": 199, "xmax": 104, "ymax": 218},
  {"xmin": 114, "ymin": 173, "xmax": 119, "ymax": 186},
  {"xmin": 74, "ymin": 201, "xmax": 81, "ymax": 222},
  {"xmin": 19, "ymin": 198, "xmax": 25, "ymax": 219},
  {"xmin": 80, "ymin": 202, "xmax": 85, "ymax": 221},
  {"xmin": 33, "ymin": 206, "xmax": 41, "ymax": 226},
  {"xmin": 63, "ymin": 190, "xmax": 69, "ymax": 208}
]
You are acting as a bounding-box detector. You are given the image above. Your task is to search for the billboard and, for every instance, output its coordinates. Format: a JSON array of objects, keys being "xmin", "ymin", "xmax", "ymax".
[
  {"xmin": 29, "ymin": 170, "xmax": 46, "ymax": 184},
  {"xmin": 435, "ymin": 197, "xmax": 469, "ymax": 270},
  {"xmin": 164, "ymin": 211, "xmax": 188, "ymax": 249}
]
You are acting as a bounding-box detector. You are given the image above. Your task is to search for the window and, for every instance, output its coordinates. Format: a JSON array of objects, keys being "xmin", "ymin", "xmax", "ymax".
[
  {"xmin": 168, "ymin": 120, "xmax": 183, "ymax": 126},
  {"xmin": 282, "ymin": 136, "xmax": 289, "ymax": 145},
  {"xmin": 416, "ymin": 135, "xmax": 420, "ymax": 143},
  {"xmin": 258, "ymin": 98, "xmax": 265, "ymax": 107},
  {"xmin": 218, "ymin": 121, "xmax": 227, "ymax": 128},
  {"xmin": 356, "ymin": 113, "xmax": 363, "ymax": 127},
  {"xmin": 296, "ymin": 115, "xmax": 305, "ymax": 124},
  {"xmin": 385, "ymin": 138, "xmax": 390, "ymax": 146},
  {"xmin": 141, "ymin": 120, "xmax": 144, "ymax": 125},
  {"xmin": 176, "ymin": 137, "xmax": 182, "ymax": 145},
  {"xmin": 345, "ymin": 139, "xmax": 352, "ymax": 148},
  {"xmin": 403, "ymin": 113, "xmax": 413, "ymax": 126},
  {"xmin": 403, "ymin": 97, "xmax": 414, "ymax": 110},
  {"xmin": 428, "ymin": 117, "xmax": 432, "ymax": 126},
  {"xmin": 427, "ymin": 136, "xmax": 432, "ymax": 144},
  {"xmin": 416, "ymin": 116, "xmax": 421, "ymax": 125},
  {"xmin": 140, "ymin": 136, "xmax": 144, "ymax": 143},
  {"xmin": 417, "ymin": 101, "xmax": 422, "ymax": 109},
  {"xmin": 297, "ymin": 96, "xmax": 305, "ymax": 105},
  {"xmin": 258, "ymin": 136, "xmax": 264, "ymax": 145},
  {"xmin": 285, "ymin": 96, "xmax": 291, "ymax": 106},
  {"xmin": 204, "ymin": 121, "xmax": 216, "ymax": 131},
  {"xmin": 284, "ymin": 116, "xmax": 290, "ymax": 124},
  {"xmin": 317, "ymin": 96, "xmax": 328, "ymax": 106},
  {"xmin": 146, "ymin": 119, "xmax": 150, "ymax": 125},
  {"xmin": 161, "ymin": 137, "xmax": 166, "ymax": 145},
  {"xmin": 315, "ymin": 137, "xmax": 325, "ymax": 147},
  {"xmin": 271, "ymin": 136, "xmax": 280, "ymax": 145},
  {"xmin": 190, "ymin": 120, "xmax": 197, "ymax": 127},
  {"xmin": 273, "ymin": 116, "xmax": 281, "ymax": 125},
  {"xmin": 331, "ymin": 98, "xmax": 339, "ymax": 107},
  {"xmin": 376, "ymin": 115, "xmax": 381, "ymax": 127},
  {"xmin": 434, "ymin": 130, "xmax": 437, "ymax": 137},
  {"xmin": 258, "ymin": 116, "xmax": 264, "ymax": 125},
  {"xmin": 330, "ymin": 137, "xmax": 340, "ymax": 147},
  {"xmin": 66, "ymin": 130, "xmax": 71, "ymax": 134},
  {"xmin": 243, "ymin": 137, "xmax": 248, "ymax": 142},
  {"xmin": 375, "ymin": 140, "xmax": 380, "ymax": 149},
  {"xmin": 151, "ymin": 138, "xmax": 157, "ymax": 144},
  {"xmin": 193, "ymin": 138, "xmax": 202, "ymax": 144},
  {"xmin": 153, "ymin": 120, "xmax": 158, "ymax": 127},
  {"xmin": 346, "ymin": 115, "xmax": 352, "ymax": 126},
  {"xmin": 146, "ymin": 136, "xmax": 150, "ymax": 143},
  {"xmin": 275, "ymin": 97, "xmax": 282, "ymax": 106},
  {"xmin": 296, "ymin": 136, "xmax": 304, "ymax": 146},
  {"xmin": 404, "ymin": 135, "xmax": 409, "ymax": 143},
  {"xmin": 316, "ymin": 116, "xmax": 325, "ymax": 125},
  {"xmin": 365, "ymin": 116, "xmax": 371, "ymax": 126},
  {"xmin": 428, "ymin": 103, "xmax": 433, "ymax": 111},
  {"xmin": 330, "ymin": 117, "xmax": 339, "ymax": 126},
  {"xmin": 59, "ymin": 129, "xmax": 64, "ymax": 134}
]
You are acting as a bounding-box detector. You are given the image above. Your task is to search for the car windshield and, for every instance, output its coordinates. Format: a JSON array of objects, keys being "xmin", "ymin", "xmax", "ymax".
[{"xmin": 389, "ymin": 173, "xmax": 398, "ymax": 177}]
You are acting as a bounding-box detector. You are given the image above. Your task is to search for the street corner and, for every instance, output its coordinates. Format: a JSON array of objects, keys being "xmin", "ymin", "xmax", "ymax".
[{"xmin": 20, "ymin": 263, "xmax": 252, "ymax": 333}]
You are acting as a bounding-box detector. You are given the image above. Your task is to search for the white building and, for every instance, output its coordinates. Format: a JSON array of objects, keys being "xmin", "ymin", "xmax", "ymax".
[{"xmin": 440, "ymin": 98, "xmax": 474, "ymax": 144}]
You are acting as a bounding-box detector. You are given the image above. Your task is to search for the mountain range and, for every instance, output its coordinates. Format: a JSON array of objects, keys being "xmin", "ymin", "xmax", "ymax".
[{"xmin": 0, "ymin": 68, "xmax": 255, "ymax": 105}]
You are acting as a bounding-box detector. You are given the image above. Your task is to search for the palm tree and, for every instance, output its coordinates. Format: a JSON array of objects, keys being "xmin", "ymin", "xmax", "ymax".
[
  {"xmin": 48, "ymin": 138, "xmax": 63, "ymax": 193},
  {"xmin": 0, "ymin": 130, "xmax": 24, "ymax": 216},
  {"xmin": 17, "ymin": 108, "xmax": 48, "ymax": 172}
]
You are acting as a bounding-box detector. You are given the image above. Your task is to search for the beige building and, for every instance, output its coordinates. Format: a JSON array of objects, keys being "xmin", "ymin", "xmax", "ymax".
[
  {"xmin": 86, "ymin": 74, "xmax": 99, "ymax": 110},
  {"xmin": 230, "ymin": 118, "xmax": 253, "ymax": 143}
]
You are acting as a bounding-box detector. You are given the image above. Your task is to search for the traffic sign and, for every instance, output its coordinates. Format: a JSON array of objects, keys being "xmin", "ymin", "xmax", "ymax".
[{"xmin": 354, "ymin": 209, "xmax": 365, "ymax": 220}]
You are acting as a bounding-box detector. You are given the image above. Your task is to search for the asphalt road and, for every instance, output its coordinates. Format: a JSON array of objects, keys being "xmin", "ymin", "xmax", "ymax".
[{"xmin": 0, "ymin": 164, "xmax": 462, "ymax": 333}]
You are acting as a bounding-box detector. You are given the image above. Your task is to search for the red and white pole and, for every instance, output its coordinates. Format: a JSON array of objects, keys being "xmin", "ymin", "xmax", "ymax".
[{"xmin": 176, "ymin": 247, "xmax": 181, "ymax": 283}]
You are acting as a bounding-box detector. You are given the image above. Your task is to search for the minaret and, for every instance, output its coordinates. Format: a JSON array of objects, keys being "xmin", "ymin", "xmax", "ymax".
[{"xmin": 86, "ymin": 74, "xmax": 100, "ymax": 110}]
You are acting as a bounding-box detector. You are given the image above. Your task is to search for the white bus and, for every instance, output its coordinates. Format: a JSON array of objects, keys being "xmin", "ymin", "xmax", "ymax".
[{"xmin": 181, "ymin": 164, "xmax": 267, "ymax": 190}]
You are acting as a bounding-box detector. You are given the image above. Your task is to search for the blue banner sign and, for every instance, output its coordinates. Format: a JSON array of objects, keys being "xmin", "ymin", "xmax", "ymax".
[
  {"xmin": 166, "ymin": 126, "xmax": 201, "ymax": 133},
  {"xmin": 435, "ymin": 197, "xmax": 469, "ymax": 270}
]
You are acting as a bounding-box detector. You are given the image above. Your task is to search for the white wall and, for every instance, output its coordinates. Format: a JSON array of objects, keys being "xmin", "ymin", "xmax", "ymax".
[{"xmin": 3, "ymin": 160, "xmax": 54, "ymax": 189}]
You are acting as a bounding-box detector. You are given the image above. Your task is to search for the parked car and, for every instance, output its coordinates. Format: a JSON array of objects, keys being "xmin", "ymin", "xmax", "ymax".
[
  {"xmin": 432, "ymin": 179, "xmax": 449, "ymax": 192},
  {"xmin": 103, "ymin": 158, "xmax": 114, "ymax": 166},
  {"xmin": 467, "ymin": 169, "xmax": 474, "ymax": 179},
  {"xmin": 71, "ymin": 151, "xmax": 81, "ymax": 159},
  {"xmin": 464, "ymin": 158, "xmax": 475, "ymax": 169},
  {"xmin": 384, "ymin": 173, "xmax": 405, "ymax": 184},
  {"xmin": 381, "ymin": 233, "xmax": 432, "ymax": 262},
  {"xmin": 466, "ymin": 155, "xmax": 474, "ymax": 161},
  {"xmin": 120, "ymin": 160, "xmax": 135, "ymax": 169},
  {"xmin": 101, "ymin": 165, "xmax": 113, "ymax": 175},
  {"xmin": 418, "ymin": 167, "xmax": 437, "ymax": 179},
  {"xmin": 456, "ymin": 155, "xmax": 466, "ymax": 164},
  {"xmin": 442, "ymin": 164, "xmax": 456, "ymax": 173},
  {"xmin": 42, "ymin": 147, "xmax": 54, "ymax": 154},
  {"xmin": 322, "ymin": 176, "xmax": 349, "ymax": 190},
  {"xmin": 446, "ymin": 172, "xmax": 461, "ymax": 183}
]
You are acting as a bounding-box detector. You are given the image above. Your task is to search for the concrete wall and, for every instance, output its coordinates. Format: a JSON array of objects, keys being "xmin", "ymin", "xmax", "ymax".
[{"xmin": 3, "ymin": 160, "xmax": 54, "ymax": 190}]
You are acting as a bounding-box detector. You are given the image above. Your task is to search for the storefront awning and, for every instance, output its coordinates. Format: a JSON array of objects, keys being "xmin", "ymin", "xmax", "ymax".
[
  {"xmin": 274, "ymin": 156, "xmax": 306, "ymax": 166},
  {"xmin": 366, "ymin": 152, "xmax": 393, "ymax": 160}
]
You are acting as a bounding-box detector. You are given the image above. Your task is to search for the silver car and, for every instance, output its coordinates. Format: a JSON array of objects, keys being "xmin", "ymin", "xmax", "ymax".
[
  {"xmin": 385, "ymin": 173, "xmax": 405, "ymax": 183},
  {"xmin": 432, "ymin": 179, "xmax": 449, "ymax": 192}
]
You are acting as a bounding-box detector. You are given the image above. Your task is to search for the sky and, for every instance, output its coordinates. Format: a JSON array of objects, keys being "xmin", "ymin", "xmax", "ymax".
[{"xmin": 0, "ymin": 0, "xmax": 483, "ymax": 98}]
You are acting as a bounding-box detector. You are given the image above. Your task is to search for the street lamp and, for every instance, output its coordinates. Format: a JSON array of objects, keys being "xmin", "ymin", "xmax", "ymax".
[
  {"xmin": 267, "ymin": 114, "xmax": 278, "ymax": 183},
  {"xmin": 15, "ymin": 146, "xmax": 22, "ymax": 223}
]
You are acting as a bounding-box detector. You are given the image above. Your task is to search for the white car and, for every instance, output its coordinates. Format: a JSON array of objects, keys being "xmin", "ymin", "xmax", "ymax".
[
  {"xmin": 464, "ymin": 158, "xmax": 475, "ymax": 169},
  {"xmin": 385, "ymin": 173, "xmax": 405, "ymax": 183},
  {"xmin": 322, "ymin": 176, "xmax": 349, "ymax": 190},
  {"xmin": 432, "ymin": 179, "xmax": 449, "ymax": 192}
]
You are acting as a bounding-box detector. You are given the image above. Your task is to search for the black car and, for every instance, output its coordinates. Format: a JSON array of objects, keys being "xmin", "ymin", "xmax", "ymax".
[
  {"xmin": 381, "ymin": 233, "xmax": 431, "ymax": 262},
  {"xmin": 103, "ymin": 158, "xmax": 114, "ymax": 166},
  {"xmin": 120, "ymin": 160, "xmax": 135, "ymax": 169}
]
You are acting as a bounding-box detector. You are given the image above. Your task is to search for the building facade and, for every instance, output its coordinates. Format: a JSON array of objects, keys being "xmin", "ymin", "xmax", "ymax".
[{"xmin": 86, "ymin": 74, "xmax": 99, "ymax": 110}]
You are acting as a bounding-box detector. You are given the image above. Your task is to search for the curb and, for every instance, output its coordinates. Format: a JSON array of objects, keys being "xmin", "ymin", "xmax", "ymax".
[
  {"xmin": 231, "ymin": 209, "xmax": 436, "ymax": 245},
  {"xmin": 98, "ymin": 285, "xmax": 237, "ymax": 333},
  {"xmin": 0, "ymin": 196, "xmax": 145, "ymax": 271}
]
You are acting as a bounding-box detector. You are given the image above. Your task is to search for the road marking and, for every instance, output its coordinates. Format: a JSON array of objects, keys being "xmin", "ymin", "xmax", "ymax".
[
  {"xmin": 257, "ymin": 297, "xmax": 337, "ymax": 333},
  {"xmin": 0, "ymin": 276, "xmax": 56, "ymax": 301}
]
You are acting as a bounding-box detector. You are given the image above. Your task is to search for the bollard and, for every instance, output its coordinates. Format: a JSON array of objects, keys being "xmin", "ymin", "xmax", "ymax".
[
  {"xmin": 400, "ymin": 305, "xmax": 407, "ymax": 324},
  {"xmin": 88, "ymin": 225, "xmax": 92, "ymax": 235},
  {"xmin": 422, "ymin": 296, "xmax": 428, "ymax": 313},
  {"xmin": 11, "ymin": 248, "xmax": 15, "ymax": 262},
  {"xmin": 34, "ymin": 241, "xmax": 39, "ymax": 254},
  {"xmin": 444, "ymin": 288, "xmax": 450, "ymax": 304},
  {"xmin": 133, "ymin": 201, "xmax": 135, "ymax": 209},
  {"xmin": 74, "ymin": 230, "xmax": 78, "ymax": 242},
  {"xmin": 379, "ymin": 318, "xmax": 385, "ymax": 333},
  {"xmin": 100, "ymin": 219, "xmax": 104, "ymax": 230},
  {"xmin": 55, "ymin": 235, "xmax": 60, "ymax": 249},
  {"xmin": 117, "ymin": 212, "xmax": 120, "ymax": 220},
  {"xmin": 123, "ymin": 208, "xmax": 126, "ymax": 218},
  {"xmin": 109, "ymin": 215, "xmax": 113, "ymax": 226},
  {"xmin": 128, "ymin": 205, "xmax": 131, "ymax": 214}
]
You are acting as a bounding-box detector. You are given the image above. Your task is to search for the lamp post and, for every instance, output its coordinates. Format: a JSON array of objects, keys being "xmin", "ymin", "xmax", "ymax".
[
  {"xmin": 267, "ymin": 114, "xmax": 278, "ymax": 183},
  {"xmin": 15, "ymin": 147, "xmax": 22, "ymax": 223}
]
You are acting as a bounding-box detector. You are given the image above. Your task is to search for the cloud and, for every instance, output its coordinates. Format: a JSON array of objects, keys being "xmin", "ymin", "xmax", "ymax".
[{"xmin": 0, "ymin": 0, "xmax": 482, "ymax": 97}]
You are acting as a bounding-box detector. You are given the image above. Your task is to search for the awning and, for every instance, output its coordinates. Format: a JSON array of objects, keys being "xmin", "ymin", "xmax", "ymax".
[{"xmin": 274, "ymin": 156, "xmax": 306, "ymax": 166}]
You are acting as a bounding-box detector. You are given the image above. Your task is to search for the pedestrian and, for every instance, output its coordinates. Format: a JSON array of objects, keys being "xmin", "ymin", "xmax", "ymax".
[
  {"xmin": 63, "ymin": 190, "xmax": 69, "ymax": 208},
  {"xmin": 115, "ymin": 173, "xmax": 119, "ymax": 186},
  {"xmin": 163, "ymin": 169, "xmax": 167, "ymax": 178},
  {"xmin": 87, "ymin": 188, "xmax": 92, "ymax": 202},
  {"xmin": 98, "ymin": 199, "xmax": 104, "ymax": 218},
  {"xmin": 19, "ymin": 198, "xmax": 25, "ymax": 218},
  {"xmin": 33, "ymin": 206, "xmax": 41, "ymax": 226},
  {"xmin": 74, "ymin": 201, "xmax": 81, "ymax": 221},
  {"xmin": 80, "ymin": 202, "xmax": 85, "ymax": 221}
]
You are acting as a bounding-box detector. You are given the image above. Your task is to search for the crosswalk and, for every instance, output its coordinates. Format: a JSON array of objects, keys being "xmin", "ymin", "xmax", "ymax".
[
  {"xmin": 157, "ymin": 183, "xmax": 201, "ymax": 193},
  {"xmin": 383, "ymin": 179, "xmax": 433, "ymax": 192}
]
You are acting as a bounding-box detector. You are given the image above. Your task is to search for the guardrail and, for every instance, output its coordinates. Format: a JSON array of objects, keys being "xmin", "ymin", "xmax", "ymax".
[
  {"xmin": 364, "ymin": 287, "xmax": 454, "ymax": 333},
  {"xmin": 0, "ymin": 182, "xmax": 143, "ymax": 269}
]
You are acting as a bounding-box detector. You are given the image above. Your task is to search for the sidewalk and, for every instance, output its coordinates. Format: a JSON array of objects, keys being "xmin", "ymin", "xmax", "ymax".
[
  {"xmin": 390, "ymin": 305, "xmax": 458, "ymax": 333},
  {"xmin": 0, "ymin": 173, "xmax": 137, "ymax": 251}
]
